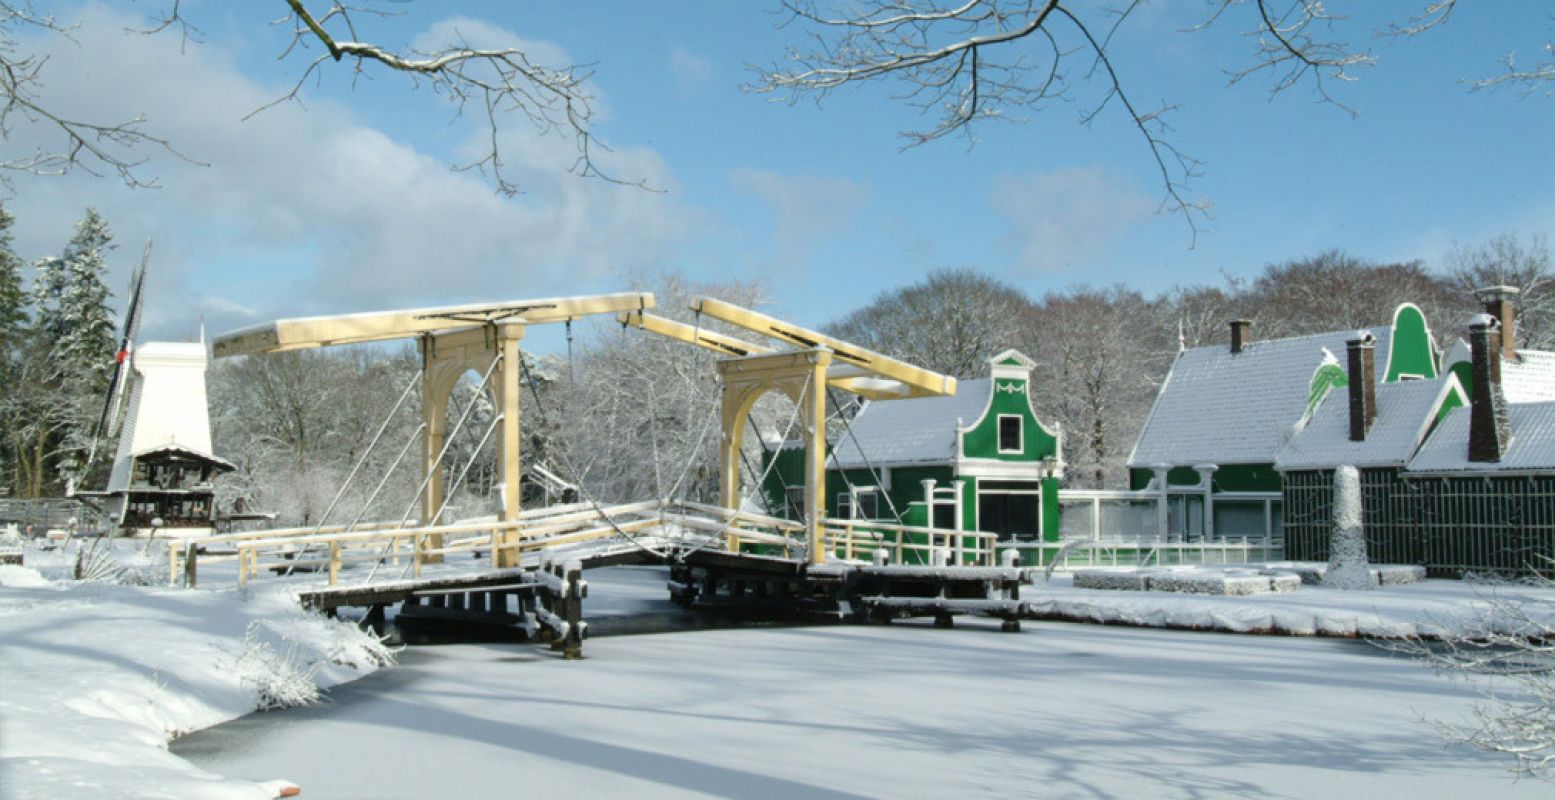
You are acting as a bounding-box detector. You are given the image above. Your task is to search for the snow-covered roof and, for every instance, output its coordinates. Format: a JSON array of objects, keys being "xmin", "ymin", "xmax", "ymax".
[
  {"xmin": 827, "ymin": 378, "xmax": 993, "ymax": 468},
  {"xmin": 1275, "ymin": 376, "xmax": 1461, "ymax": 471},
  {"xmin": 1505, "ymin": 351, "xmax": 1555, "ymax": 403},
  {"xmin": 1441, "ymin": 340, "xmax": 1555, "ymax": 404},
  {"xmin": 1129, "ymin": 326, "xmax": 1391, "ymax": 468},
  {"xmin": 1407, "ymin": 401, "xmax": 1555, "ymax": 475},
  {"xmin": 131, "ymin": 443, "xmax": 236, "ymax": 472}
]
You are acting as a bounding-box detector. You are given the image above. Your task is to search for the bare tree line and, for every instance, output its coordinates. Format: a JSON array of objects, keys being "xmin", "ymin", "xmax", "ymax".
[
  {"xmin": 828, "ymin": 233, "xmax": 1553, "ymax": 488},
  {"xmin": 201, "ymin": 232, "xmax": 1550, "ymax": 529}
]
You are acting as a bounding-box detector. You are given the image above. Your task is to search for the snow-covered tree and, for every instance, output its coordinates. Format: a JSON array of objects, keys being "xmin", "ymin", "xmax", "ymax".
[
  {"xmin": 557, "ymin": 272, "xmax": 771, "ymax": 507},
  {"xmin": 210, "ymin": 347, "xmax": 422, "ymax": 527},
  {"xmin": 1028, "ymin": 285, "xmax": 1167, "ymax": 488},
  {"xmin": 48, "ymin": 209, "xmax": 118, "ymax": 483},
  {"xmin": 1241, "ymin": 251, "xmax": 1464, "ymax": 342},
  {"xmin": 825, "ymin": 268, "xmax": 1035, "ymax": 380},
  {"xmin": 1445, "ymin": 233, "xmax": 1555, "ymax": 351},
  {"xmin": 0, "ymin": 201, "xmax": 27, "ymax": 493}
]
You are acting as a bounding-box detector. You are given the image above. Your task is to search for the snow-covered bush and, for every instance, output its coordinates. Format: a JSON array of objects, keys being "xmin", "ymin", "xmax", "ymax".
[
  {"xmin": 1400, "ymin": 577, "xmax": 1555, "ymax": 781},
  {"xmin": 70, "ymin": 539, "xmax": 166, "ymax": 586},
  {"xmin": 1323, "ymin": 465, "xmax": 1376, "ymax": 590},
  {"xmin": 233, "ymin": 621, "xmax": 325, "ymax": 710}
]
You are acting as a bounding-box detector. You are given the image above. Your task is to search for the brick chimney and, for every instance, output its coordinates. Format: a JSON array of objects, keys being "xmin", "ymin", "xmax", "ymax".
[
  {"xmin": 1468, "ymin": 316, "xmax": 1512, "ymax": 462},
  {"xmin": 1476, "ymin": 285, "xmax": 1520, "ymax": 361},
  {"xmin": 1229, "ymin": 319, "xmax": 1252, "ymax": 355},
  {"xmin": 1347, "ymin": 335, "xmax": 1376, "ymax": 442}
]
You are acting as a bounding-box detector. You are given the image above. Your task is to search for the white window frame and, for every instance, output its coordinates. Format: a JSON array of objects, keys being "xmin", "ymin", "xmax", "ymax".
[
  {"xmin": 997, "ymin": 414, "xmax": 1024, "ymax": 454},
  {"xmin": 785, "ymin": 487, "xmax": 806, "ymax": 522}
]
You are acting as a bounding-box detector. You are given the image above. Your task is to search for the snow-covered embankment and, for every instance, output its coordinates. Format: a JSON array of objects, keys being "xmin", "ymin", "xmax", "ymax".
[{"xmin": 0, "ymin": 563, "xmax": 391, "ymax": 799}]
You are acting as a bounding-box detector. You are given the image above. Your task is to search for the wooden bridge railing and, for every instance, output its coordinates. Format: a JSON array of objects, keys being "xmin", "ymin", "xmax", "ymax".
[{"xmin": 169, "ymin": 498, "xmax": 813, "ymax": 589}]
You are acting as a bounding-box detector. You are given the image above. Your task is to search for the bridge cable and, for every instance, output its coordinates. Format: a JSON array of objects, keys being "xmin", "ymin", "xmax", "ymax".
[
  {"xmin": 516, "ymin": 351, "xmax": 670, "ymax": 560},
  {"xmin": 282, "ymin": 368, "xmax": 420, "ymax": 576},
  {"xmin": 823, "ymin": 386, "xmax": 906, "ymax": 525},
  {"xmin": 675, "ymin": 372, "xmax": 812, "ymax": 563}
]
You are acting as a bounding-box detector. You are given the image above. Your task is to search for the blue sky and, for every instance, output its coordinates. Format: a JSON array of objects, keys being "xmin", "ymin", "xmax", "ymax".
[{"xmin": 7, "ymin": 1, "xmax": 1554, "ymax": 353}]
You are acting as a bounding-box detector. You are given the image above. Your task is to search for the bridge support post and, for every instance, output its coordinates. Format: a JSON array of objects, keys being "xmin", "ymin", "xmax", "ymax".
[
  {"xmin": 716, "ymin": 349, "xmax": 832, "ymax": 564},
  {"xmin": 496, "ymin": 324, "xmax": 525, "ymax": 568},
  {"xmin": 420, "ymin": 322, "xmax": 527, "ymax": 567},
  {"xmin": 803, "ymin": 350, "xmax": 830, "ymax": 566}
]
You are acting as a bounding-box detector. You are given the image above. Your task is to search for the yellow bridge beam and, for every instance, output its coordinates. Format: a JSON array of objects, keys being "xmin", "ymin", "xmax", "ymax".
[
  {"xmin": 214, "ymin": 292, "xmax": 656, "ymax": 357},
  {"xmin": 688, "ymin": 297, "xmax": 956, "ymax": 399},
  {"xmin": 618, "ymin": 310, "xmax": 910, "ymax": 401}
]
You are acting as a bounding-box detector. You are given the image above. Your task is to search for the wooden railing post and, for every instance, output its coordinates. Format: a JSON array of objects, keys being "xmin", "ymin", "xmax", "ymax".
[
  {"xmin": 413, "ymin": 532, "xmax": 424, "ymax": 578},
  {"xmin": 237, "ymin": 545, "xmax": 250, "ymax": 589},
  {"xmin": 563, "ymin": 559, "xmax": 584, "ymax": 660},
  {"xmin": 168, "ymin": 540, "xmax": 180, "ymax": 585},
  {"xmin": 183, "ymin": 541, "xmax": 197, "ymax": 588},
  {"xmin": 328, "ymin": 541, "xmax": 341, "ymax": 586}
]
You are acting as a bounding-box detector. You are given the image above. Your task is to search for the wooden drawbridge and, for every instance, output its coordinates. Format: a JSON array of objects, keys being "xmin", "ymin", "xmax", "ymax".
[
  {"xmin": 170, "ymin": 499, "xmax": 1029, "ymax": 658},
  {"xmin": 201, "ymin": 292, "xmax": 1028, "ymax": 658}
]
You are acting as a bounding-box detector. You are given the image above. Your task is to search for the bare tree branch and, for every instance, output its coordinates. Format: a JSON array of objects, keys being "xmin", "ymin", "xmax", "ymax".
[
  {"xmin": 757, "ymin": 1, "xmax": 1555, "ymax": 243},
  {"xmin": 755, "ymin": 0, "xmax": 1210, "ymax": 240},
  {"xmin": 271, "ymin": 0, "xmax": 652, "ymax": 195},
  {"xmin": 0, "ymin": 1, "xmax": 198, "ymax": 188}
]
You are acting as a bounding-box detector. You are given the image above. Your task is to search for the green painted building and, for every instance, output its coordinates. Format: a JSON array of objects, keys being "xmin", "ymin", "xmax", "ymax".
[
  {"xmin": 761, "ymin": 350, "xmax": 1064, "ymax": 543},
  {"xmin": 1126, "ymin": 304, "xmax": 1440, "ymax": 540}
]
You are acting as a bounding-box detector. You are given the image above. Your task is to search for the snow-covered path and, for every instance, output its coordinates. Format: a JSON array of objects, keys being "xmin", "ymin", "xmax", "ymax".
[{"xmin": 177, "ymin": 618, "xmax": 1538, "ymax": 799}]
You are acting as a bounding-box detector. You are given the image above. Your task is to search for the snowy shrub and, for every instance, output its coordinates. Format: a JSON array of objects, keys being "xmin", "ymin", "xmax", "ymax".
[
  {"xmin": 326, "ymin": 623, "xmax": 398, "ymax": 671},
  {"xmin": 233, "ymin": 622, "xmax": 325, "ymax": 710},
  {"xmin": 70, "ymin": 539, "xmax": 166, "ymax": 586},
  {"xmin": 73, "ymin": 540, "xmax": 129, "ymax": 583}
]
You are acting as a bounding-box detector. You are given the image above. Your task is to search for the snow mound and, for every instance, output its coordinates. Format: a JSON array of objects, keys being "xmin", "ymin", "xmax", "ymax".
[
  {"xmin": 1073, "ymin": 566, "xmax": 1302, "ymax": 595},
  {"xmin": 0, "ymin": 571, "xmax": 392, "ymax": 799},
  {"xmin": 1029, "ymin": 573, "xmax": 1552, "ymax": 638}
]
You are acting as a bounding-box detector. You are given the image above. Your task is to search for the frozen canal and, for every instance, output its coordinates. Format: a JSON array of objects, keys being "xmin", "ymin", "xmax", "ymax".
[{"xmin": 174, "ymin": 569, "xmax": 1543, "ymax": 799}]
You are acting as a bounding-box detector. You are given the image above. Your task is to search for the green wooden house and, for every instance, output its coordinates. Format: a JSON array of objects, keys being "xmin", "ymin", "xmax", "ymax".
[
  {"xmin": 1126, "ymin": 304, "xmax": 1440, "ymax": 540},
  {"xmin": 761, "ymin": 349, "xmax": 1064, "ymax": 544},
  {"xmin": 1275, "ymin": 331, "xmax": 1467, "ymax": 565}
]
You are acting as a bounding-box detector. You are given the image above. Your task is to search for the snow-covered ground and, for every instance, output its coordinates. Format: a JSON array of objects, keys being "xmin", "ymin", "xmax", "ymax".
[
  {"xmin": 175, "ymin": 615, "xmax": 1541, "ymax": 799},
  {"xmin": 0, "ymin": 558, "xmax": 391, "ymax": 800},
  {"xmin": 8, "ymin": 558, "xmax": 1555, "ymax": 799},
  {"xmin": 1024, "ymin": 572, "xmax": 1555, "ymax": 638}
]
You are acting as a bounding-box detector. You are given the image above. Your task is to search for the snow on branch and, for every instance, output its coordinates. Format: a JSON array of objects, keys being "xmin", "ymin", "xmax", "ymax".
[
  {"xmin": 758, "ymin": 0, "xmax": 1496, "ymax": 242},
  {"xmin": 270, "ymin": 0, "xmax": 647, "ymax": 196},
  {"xmin": 754, "ymin": 1, "xmax": 1218, "ymax": 239},
  {"xmin": 0, "ymin": 1, "xmax": 197, "ymax": 188}
]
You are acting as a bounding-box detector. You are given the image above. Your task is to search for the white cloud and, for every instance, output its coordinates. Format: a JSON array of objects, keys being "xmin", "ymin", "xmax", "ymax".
[
  {"xmin": 668, "ymin": 45, "xmax": 715, "ymax": 92},
  {"xmin": 989, "ymin": 166, "xmax": 1154, "ymax": 273},
  {"xmin": 4, "ymin": 5, "xmax": 693, "ymax": 339},
  {"xmin": 729, "ymin": 168, "xmax": 868, "ymax": 268}
]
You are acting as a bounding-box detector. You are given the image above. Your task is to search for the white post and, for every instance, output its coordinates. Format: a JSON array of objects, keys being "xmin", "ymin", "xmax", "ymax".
[
  {"xmin": 1092, "ymin": 496, "xmax": 1101, "ymax": 540},
  {"xmin": 1153, "ymin": 465, "xmax": 1170, "ymax": 540},
  {"xmin": 952, "ymin": 479, "xmax": 967, "ymax": 564},
  {"xmin": 1195, "ymin": 464, "xmax": 1219, "ymax": 541}
]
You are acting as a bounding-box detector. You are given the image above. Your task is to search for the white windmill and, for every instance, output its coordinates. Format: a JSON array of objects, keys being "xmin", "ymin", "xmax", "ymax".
[{"xmin": 81, "ymin": 258, "xmax": 234, "ymax": 536}]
